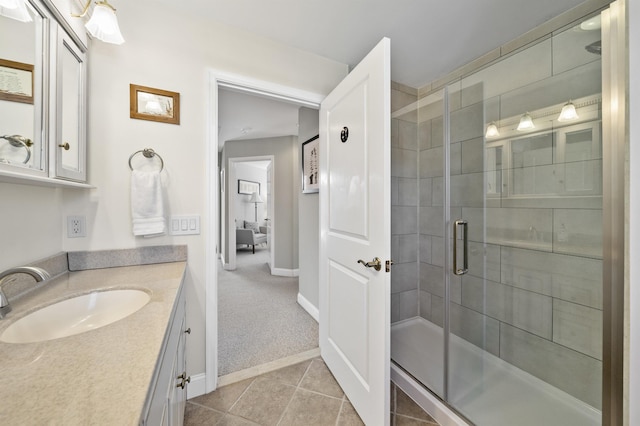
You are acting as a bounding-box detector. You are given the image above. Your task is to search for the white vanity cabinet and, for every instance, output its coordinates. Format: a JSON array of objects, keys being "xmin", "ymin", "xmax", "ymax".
[{"xmin": 141, "ymin": 282, "xmax": 189, "ymax": 426}]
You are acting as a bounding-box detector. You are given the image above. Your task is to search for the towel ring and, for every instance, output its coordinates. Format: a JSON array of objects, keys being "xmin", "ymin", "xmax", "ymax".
[{"xmin": 128, "ymin": 148, "xmax": 164, "ymax": 172}]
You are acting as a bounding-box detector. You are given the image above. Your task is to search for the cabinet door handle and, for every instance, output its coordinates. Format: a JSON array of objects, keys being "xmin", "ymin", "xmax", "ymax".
[{"xmin": 184, "ymin": 327, "xmax": 191, "ymax": 334}]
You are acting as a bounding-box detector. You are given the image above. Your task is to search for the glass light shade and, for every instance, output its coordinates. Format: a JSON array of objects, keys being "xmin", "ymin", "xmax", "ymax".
[
  {"xmin": 558, "ymin": 101, "xmax": 579, "ymax": 122},
  {"xmin": 516, "ymin": 113, "xmax": 535, "ymax": 131},
  {"xmin": 85, "ymin": 2, "xmax": 125, "ymax": 45},
  {"xmin": 485, "ymin": 122, "xmax": 499, "ymax": 138},
  {"xmin": 0, "ymin": 0, "xmax": 33, "ymax": 22}
]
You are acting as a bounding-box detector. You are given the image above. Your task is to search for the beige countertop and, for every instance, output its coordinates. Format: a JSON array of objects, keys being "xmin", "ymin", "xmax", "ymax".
[{"xmin": 0, "ymin": 261, "xmax": 186, "ymax": 425}]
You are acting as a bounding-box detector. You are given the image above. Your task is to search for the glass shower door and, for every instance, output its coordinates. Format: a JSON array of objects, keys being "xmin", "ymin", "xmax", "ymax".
[{"xmin": 444, "ymin": 15, "xmax": 603, "ymax": 426}]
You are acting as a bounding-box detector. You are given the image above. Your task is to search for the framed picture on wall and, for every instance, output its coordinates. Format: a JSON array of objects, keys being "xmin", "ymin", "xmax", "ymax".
[
  {"xmin": 129, "ymin": 84, "xmax": 180, "ymax": 124},
  {"xmin": 238, "ymin": 179, "xmax": 260, "ymax": 195},
  {"xmin": 302, "ymin": 135, "xmax": 319, "ymax": 193}
]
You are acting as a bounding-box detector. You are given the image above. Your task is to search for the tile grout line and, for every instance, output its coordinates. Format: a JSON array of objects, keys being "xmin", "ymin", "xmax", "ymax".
[
  {"xmin": 334, "ymin": 396, "xmax": 347, "ymax": 426},
  {"xmin": 275, "ymin": 358, "xmax": 316, "ymax": 425},
  {"xmin": 226, "ymin": 376, "xmax": 258, "ymax": 414}
]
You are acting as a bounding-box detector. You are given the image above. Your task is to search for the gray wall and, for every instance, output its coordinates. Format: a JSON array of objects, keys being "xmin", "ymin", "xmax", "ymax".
[
  {"xmin": 222, "ymin": 136, "xmax": 299, "ymax": 270},
  {"xmin": 298, "ymin": 107, "xmax": 320, "ymax": 308}
]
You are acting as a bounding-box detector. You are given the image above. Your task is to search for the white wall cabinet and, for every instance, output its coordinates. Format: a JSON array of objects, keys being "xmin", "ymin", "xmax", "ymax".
[
  {"xmin": 141, "ymin": 282, "xmax": 188, "ymax": 426},
  {"xmin": 0, "ymin": 0, "xmax": 89, "ymax": 187}
]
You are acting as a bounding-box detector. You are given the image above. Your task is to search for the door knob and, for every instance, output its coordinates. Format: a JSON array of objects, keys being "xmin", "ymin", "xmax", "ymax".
[
  {"xmin": 357, "ymin": 257, "xmax": 382, "ymax": 271},
  {"xmin": 58, "ymin": 142, "xmax": 70, "ymax": 150}
]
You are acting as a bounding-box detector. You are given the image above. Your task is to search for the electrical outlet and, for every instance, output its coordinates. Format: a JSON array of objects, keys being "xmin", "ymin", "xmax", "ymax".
[{"xmin": 67, "ymin": 216, "xmax": 86, "ymax": 238}]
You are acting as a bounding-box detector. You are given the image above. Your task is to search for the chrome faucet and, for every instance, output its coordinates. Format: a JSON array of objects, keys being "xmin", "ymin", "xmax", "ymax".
[{"xmin": 0, "ymin": 266, "xmax": 50, "ymax": 319}]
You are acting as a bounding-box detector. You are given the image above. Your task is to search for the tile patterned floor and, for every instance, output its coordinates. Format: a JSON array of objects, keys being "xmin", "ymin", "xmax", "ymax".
[{"xmin": 185, "ymin": 357, "xmax": 439, "ymax": 425}]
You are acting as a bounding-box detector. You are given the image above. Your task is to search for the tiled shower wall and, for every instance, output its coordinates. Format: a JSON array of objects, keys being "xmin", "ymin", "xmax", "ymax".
[
  {"xmin": 390, "ymin": 82, "xmax": 419, "ymax": 323},
  {"xmin": 394, "ymin": 24, "xmax": 604, "ymax": 409}
]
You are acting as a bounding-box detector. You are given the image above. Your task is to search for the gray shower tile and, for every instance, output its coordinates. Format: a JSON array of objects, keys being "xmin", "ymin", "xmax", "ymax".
[
  {"xmin": 511, "ymin": 164, "xmax": 562, "ymax": 197},
  {"xmin": 553, "ymin": 209, "xmax": 602, "ymax": 259},
  {"xmin": 431, "ymin": 177, "xmax": 443, "ymax": 206},
  {"xmin": 450, "ymin": 102, "xmax": 484, "ymax": 143},
  {"xmin": 450, "ymin": 302, "xmax": 500, "ymax": 356},
  {"xmin": 451, "ymin": 142, "xmax": 462, "ymax": 176},
  {"xmin": 462, "ymin": 275, "xmax": 553, "ymax": 339},
  {"xmin": 501, "ymin": 246, "xmax": 602, "ymax": 309},
  {"xmin": 419, "ymin": 234, "xmax": 432, "ymax": 264},
  {"xmin": 430, "ymin": 237, "xmax": 444, "ymax": 267},
  {"xmin": 391, "ymin": 293, "xmax": 400, "ymax": 323},
  {"xmin": 397, "ymin": 234, "xmax": 418, "ymax": 264},
  {"xmin": 461, "ymin": 137, "xmax": 485, "ymax": 174},
  {"xmin": 450, "ymin": 172, "xmax": 484, "ymax": 207},
  {"xmin": 398, "ymin": 178, "xmax": 418, "ymax": 206},
  {"xmin": 392, "ymin": 89, "xmax": 418, "ymax": 113},
  {"xmin": 459, "ymin": 82, "xmax": 484, "ymax": 108},
  {"xmin": 553, "ymin": 299, "xmax": 602, "ymax": 360},
  {"xmin": 392, "ymin": 148, "xmax": 418, "ymax": 178},
  {"xmin": 419, "ymin": 290, "xmax": 432, "ymax": 319},
  {"xmin": 392, "ymin": 206, "xmax": 418, "ymax": 235},
  {"xmin": 420, "ymin": 178, "xmax": 433, "ymax": 207},
  {"xmin": 391, "ymin": 177, "xmax": 399, "ymax": 206},
  {"xmin": 399, "ymin": 120, "xmax": 418, "ymax": 151},
  {"xmin": 391, "ymin": 262, "xmax": 419, "ymax": 293},
  {"xmin": 467, "ymin": 241, "xmax": 501, "ymax": 283},
  {"xmin": 420, "ymin": 263, "xmax": 444, "ymax": 298},
  {"xmin": 464, "ymin": 207, "xmax": 553, "ymax": 251},
  {"xmin": 431, "ymin": 296, "xmax": 444, "ymax": 327},
  {"xmin": 398, "ymin": 290, "xmax": 420, "ymax": 321},
  {"xmin": 500, "ymin": 323, "xmax": 602, "ymax": 409},
  {"xmin": 420, "ymin": 206, "xmax": 444, "ymax": 237},
  {"xmin": 419, "ymin": 147, "xmax": 443, "ymax": 178},
  {"xmin": 431, "ymin": 117, "xmax": 443, "ymax": 147},
  {"xmin": 419, "ymin": 121, "xmax": 432, "ymax": 151}
]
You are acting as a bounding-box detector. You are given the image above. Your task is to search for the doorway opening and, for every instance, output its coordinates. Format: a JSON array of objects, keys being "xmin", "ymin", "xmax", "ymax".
[{"xmin": 207, "ymin": 73, "xmax": 323, "ymax": 391}]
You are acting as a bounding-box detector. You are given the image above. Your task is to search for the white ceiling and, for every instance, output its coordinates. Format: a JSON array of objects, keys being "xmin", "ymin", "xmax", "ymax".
[
  {"xmin": 153, "ymin": 0, "xmax": 588, "ymax": 88},
  {"xmin": 170, "ymin": 0, "xmax": 591, "ymax": 150}
]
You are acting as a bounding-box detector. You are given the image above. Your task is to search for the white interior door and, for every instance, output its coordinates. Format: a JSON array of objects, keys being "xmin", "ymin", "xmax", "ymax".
[{"xmin": 319, "ymin": 37, "xmax": 391, "ymax": 426}]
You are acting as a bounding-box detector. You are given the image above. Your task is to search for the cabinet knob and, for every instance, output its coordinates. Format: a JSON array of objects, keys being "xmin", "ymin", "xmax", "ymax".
[
  {"xmin": 184, "ymin": 327, "xmax": 191, "ymax": 334},
  {"xmin": 58, "ymin": 142, "xmax": 70, "ymax": 150}
]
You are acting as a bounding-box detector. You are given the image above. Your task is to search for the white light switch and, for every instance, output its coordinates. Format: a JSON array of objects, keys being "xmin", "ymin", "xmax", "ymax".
[{"xmin": 170, "ymin": 215, "xmax": 200, "ymax": 235}]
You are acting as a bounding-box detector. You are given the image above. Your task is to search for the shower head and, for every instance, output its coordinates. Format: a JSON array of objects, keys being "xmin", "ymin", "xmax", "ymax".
[{"xmin": 585, "ymin": 40, "xmax": 601, "ymax": 55}]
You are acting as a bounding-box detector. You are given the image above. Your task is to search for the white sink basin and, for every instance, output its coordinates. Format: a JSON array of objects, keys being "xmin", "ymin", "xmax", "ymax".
[{"xmin": 1, "ymin": 289, "xmax": 151, "ymax": 344}]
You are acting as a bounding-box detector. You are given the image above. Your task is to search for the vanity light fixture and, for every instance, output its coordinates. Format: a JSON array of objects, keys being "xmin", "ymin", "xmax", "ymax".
[
  {"xmin": 516, "ymin": 112, "xmax": 535, "ymax": 131},
  {"xmin": 557, "ymin": 100, "xmax": 579, "ymax": 122},
  {"xmin": 72, "ymin": 0, "xmax": 124, "ymax": 45},
  {"xmin": 485, "ymin": 122, "xmax": 499, "ymax": 138},
  {"xmin": 0, "ymin": 0, "xmax": 32, "ymax": 22}
]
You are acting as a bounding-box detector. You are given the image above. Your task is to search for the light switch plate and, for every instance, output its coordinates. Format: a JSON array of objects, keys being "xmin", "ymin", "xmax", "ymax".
[{"xmin": 170, "ymin": 215, "xmax": 200, "ymax": 235}]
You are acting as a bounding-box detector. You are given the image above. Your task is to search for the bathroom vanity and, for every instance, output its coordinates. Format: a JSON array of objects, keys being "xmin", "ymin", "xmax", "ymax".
[{"xmin": 0, "ymin": 257, "xmax": 188, "ymax": 424}]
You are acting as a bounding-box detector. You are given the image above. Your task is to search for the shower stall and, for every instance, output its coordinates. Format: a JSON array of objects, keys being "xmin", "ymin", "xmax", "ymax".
[{"xmin": 389, "ymin": 2, "xmax": 625, "ymax": 425}]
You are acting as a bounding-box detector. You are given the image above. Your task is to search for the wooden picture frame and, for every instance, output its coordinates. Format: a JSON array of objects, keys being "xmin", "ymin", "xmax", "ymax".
[
  {"xmin": 130, "ymin": 84, "xmax": 180, "ymax": 124},
  {"xmin": 302, "ymin": 135, "xmax": 319, "ymax": 193},
  {"xmin": 0, "ymin": 59, "xmax": 34, "ymax": 104},
  {"xmin": 238, "ymin": 179, "xmax": 260, "ymax": 195}
]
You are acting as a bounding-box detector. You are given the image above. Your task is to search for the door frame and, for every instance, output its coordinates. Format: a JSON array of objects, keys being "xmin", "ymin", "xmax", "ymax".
[
  {"xmin": 205, "ymin": 70, "xmax": 324, "ymax": 393},
  {"xmin": 226, "ymin": 156, "xmax": 275, "ymax": 271}
]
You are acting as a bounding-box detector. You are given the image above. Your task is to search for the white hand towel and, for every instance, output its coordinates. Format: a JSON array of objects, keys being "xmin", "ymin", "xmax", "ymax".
[{"xmin": 131, "ymin": 169, "xmax": 166, "ymax": 236}]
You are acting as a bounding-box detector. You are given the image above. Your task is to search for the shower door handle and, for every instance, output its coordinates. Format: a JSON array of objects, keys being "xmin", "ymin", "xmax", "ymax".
[{"xmin": 453, "ymin": 220, "xmax": 468, "ymax": 276}]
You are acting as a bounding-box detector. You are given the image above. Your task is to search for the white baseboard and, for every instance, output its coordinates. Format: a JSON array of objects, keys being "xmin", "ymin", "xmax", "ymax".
[
  {"xmin": 271, "ymin": 267, "xmax": 299, "ymax": 277},
  {"xmin": 297, "ymin": 292, "xmax": 319, "ymax": 322},
  {"xmin": 186, "ymin": 373, "xmax": 207, "ymax": 399}
]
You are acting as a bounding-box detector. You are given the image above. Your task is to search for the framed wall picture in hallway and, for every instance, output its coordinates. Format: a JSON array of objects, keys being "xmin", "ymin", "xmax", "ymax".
[{"xmin": 302, "ymin": 134, "xmax": 319, "ymax": 193}]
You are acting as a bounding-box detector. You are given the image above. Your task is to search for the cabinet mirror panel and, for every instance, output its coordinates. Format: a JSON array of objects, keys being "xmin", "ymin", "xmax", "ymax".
[{"xmin": 0, "ymin": 1, "xmax": 47, "ymax": 173}]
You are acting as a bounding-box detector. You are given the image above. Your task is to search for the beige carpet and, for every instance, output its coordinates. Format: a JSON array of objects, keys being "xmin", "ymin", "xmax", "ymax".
[{"xmin": 217, "ymin": 247, "xmax": 319, "ymax": 376}]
